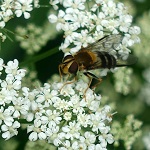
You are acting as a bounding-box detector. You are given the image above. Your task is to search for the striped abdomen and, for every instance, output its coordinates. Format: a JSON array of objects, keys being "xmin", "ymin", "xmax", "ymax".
[{"xmin": 96, "ymin": 51, "xmax": 117, "ymax": 69}]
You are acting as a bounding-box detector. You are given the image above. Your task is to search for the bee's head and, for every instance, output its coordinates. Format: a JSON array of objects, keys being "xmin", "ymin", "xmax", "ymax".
[{"xmin": 60, "ymin": 55, "xmax": 78, "ymax": 75}]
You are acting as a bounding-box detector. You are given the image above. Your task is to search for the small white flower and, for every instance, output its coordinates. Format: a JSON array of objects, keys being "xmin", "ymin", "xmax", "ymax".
[
  {"xmin": 36, "ymin": 86, "xmax": 58, "ymax": 106},
  {"xmin": 49, "ymin": 0, "xmax": 60, "ymax": 10},
  {"xmin": 63, "ymin": 0, "xmax": 85, "ymax": 13},
  {"xmin": 72, "ymin": 30, "xmax": 94, "ymax": 52},
  {"xmin": 49, "ymin": 10, "xmax": 66, "ymax": 30},
  {"xmin": 70, "ymin": 94, "xmax": 86, "ymax": 114},
  {"xmin": 98, "ymin": 135, "xmax": 107, "ymax": 148},
  {"xmin": 15, "ymin": 0, "xmax": 33, "ymax": 19},
  {"xmin": 5, "ymin": 59, "xmax": 19, "ymax": 73},
  {"xmin": 98, "ymin": 125, "xmax": 114, "ymax": 144},
  {"xmin": 86, "ymin": 89, "xmax": 100, "ymax": 111},
  {"xmin": 1, "ymin": 76, "xmax": 21, "ymax": 90},
  {"xmin": 102, "ymin": 1, "xmax": 117, "ymax": 17},
  {"xmin": 46, "ymin": 121, "xmax": 60, "ymax": 145},
  {"xmin": 63, "ymin": 112, "xmax": 72, "ymax": 121},
  {"xmin": 11, "ymin": 97, "xmax": 30, "ymax": 118},
  {"xmin": 0, "ymin": 0, "xmax": 13, "ymax": 18},
  {"xmin": 53, "ymin": 98, "xmax": 71, "ymax": 111},
  {"xmin": 4, "ymin": 59, "xmax": 26, "ymax": 80},
  {"xmin": 0, "ymin": 106, "xmax": 14, "ymax": 126},
  {"xmin": 77, "ymin": 113, "xmax": 90, "ymax": 127},
  {"xmin": 84, "ymin": 131, "xmax": 96, "ymax": 145},
  {"xmin": 119, "ymin": 15, "xmax": 132, "ymax": 32},
  {"xmin": 44, "ymin": 110, "xmax": 62, "ymax": 124},
  {"xmin": 1, "ymin": 121, "xmax": 20, "ymax": 140},
  {"xmin": 62, "ymin": 121, "xmax": 81, "ymax": 140},
  {"xmin": 27, "ymin": 119, "xmax": 47, "ymax": 141}
]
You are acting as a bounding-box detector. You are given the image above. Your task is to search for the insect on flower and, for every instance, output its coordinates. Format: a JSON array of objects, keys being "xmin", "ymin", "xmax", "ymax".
[{"xmin": 59, "ymin": 34, "xmax": 137, "ymax": 96}]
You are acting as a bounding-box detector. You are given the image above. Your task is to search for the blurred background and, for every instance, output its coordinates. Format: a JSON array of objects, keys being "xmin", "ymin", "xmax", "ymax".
[{"xmin": 0, "ymin": 0, "xmax": 150, "ymax": 149}]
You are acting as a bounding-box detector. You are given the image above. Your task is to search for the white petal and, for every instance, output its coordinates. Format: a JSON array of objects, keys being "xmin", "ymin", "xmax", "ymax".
[
  {"xmin": 15, "ymin": 10, "xmax": 22, "ymax": 17},
  {"xmin": 0, "ymin": 21, "xmax": 5, "ymax": 28},
  {"xmin": 4, "ymin": 117, "xmax": 14, "ymax": 126},
  {"xmin": 26, "ymin": 113, "xmax": 34, "ymax": 122},
  {"xmin": 13, "ymin": 121, "xmax": 20, "ymax": 128},
  {"xmin": 38, "ymin": 132, "xmax": 47, "ymax": 140},
  {"xmin": 24, "ymin": 12, "xmax": 31, "ymax": 19},
  {"xmin": 1, "ymin": 125, "xmax": 8, "ymax": 131},
  {"xmin": 48, "ymin": 14, "xmax": 58, "ymax": 23},
  {"xmin": 2, "ymin": 131, "xmax": 10, "ymax": 140},
  {"xmin": 29, "ymin": 132, "xmax": 38, "ymax": 141},
  {"xmin": 13, "ymin": 110, "xmax": 20, "ymax": 118}
]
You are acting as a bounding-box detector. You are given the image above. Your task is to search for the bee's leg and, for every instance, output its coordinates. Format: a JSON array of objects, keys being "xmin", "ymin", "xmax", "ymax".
[
  {"xmin": 91, "ymin": 78, "xmax": 102, "ymax": 89},
  {"xmin": 83, "ymin": 72, "xmax": 102, "ymax": 98},
  {"xmin": 60, "ymin": 75, "xmax": 77, "ymax": 92},
  {"xmin": 65, "ymin": 74, "xmax": 71, "ymax": 82},
  {"xmin": 82, "ymin": 72, "xmax": 93, "ymax": 101},
  {"xmin": 86, "ymin": 72, "xmax": 102, "ymax": 89}
]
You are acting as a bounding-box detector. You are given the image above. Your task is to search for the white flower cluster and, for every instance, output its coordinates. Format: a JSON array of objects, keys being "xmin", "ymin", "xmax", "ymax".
[
  {"xmin": 114, "ymin": 68, "xmax": 133, "ymax": 95},
  {"xmin": 0, "ymin": 58, "xmax": 26, "ymax": 140},
  {"xmin": 0, "ymin": 0, "xmax": 39, "ymax": 28},
  {"xmin": 15, "ymin": 22, "xmax": 56, "ymax": 55},
  {"xmin": 111, "ymin": 114, "xmax": 142, "ymax": 150},
  {"xmin": 49, "ymin": 0, "xmax": 140, "ymax": 57},
  {"xmin": 0, "ymin": 58, "xmax": 114, "ymax": 149},
  {"xmin": 26, "ymin": 81, "xmax": 114, "ymax": 149}
]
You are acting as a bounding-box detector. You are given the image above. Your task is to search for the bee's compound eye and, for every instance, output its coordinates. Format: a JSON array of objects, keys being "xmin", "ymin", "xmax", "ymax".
[
  {"xmin": 63, "ymin": 55, "xmax": 74, "ymax": 62},
  {"xmin": 69, "ymin": 61, "xmax": 78, "ymax": 74}
]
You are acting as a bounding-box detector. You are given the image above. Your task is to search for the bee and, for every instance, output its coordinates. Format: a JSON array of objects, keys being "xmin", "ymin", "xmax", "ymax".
[{"xmin": 59, "ymin": 34, "xmax": 137, "ymax": 94}]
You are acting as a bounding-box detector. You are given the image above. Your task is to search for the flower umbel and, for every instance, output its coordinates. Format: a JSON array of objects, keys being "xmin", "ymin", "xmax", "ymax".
[
  {"xmin": 0, "ymin": 58, "xmax": 114, "ymax": 149},
  {"xmin": 49, "ymin": 0, "xmax": 140, "ymax": 58}
]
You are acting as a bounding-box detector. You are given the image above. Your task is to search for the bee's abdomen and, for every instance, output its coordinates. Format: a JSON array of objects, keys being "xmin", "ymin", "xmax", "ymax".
[{"xmin": 97, "ymin": 51, "xmax": 116, "ymax": 69}]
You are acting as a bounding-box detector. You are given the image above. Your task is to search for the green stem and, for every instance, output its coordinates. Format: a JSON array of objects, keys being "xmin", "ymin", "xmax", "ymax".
[
  {"xmin": 2, "ymin": 28, "xmax": 14, "ymax": 42},
  {"xmin": 20, "ymin": 46, "xmax": 59, "ymax": 67}
]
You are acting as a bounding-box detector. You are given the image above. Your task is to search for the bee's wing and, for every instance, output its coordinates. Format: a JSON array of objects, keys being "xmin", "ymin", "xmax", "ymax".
[
  {"xmin": 82, "ymin": 34, "xmax": 123, "ymax": 52},
  {"xmin": 116, "ymin": 54, "xmax": 138, "ymax": 67}
]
